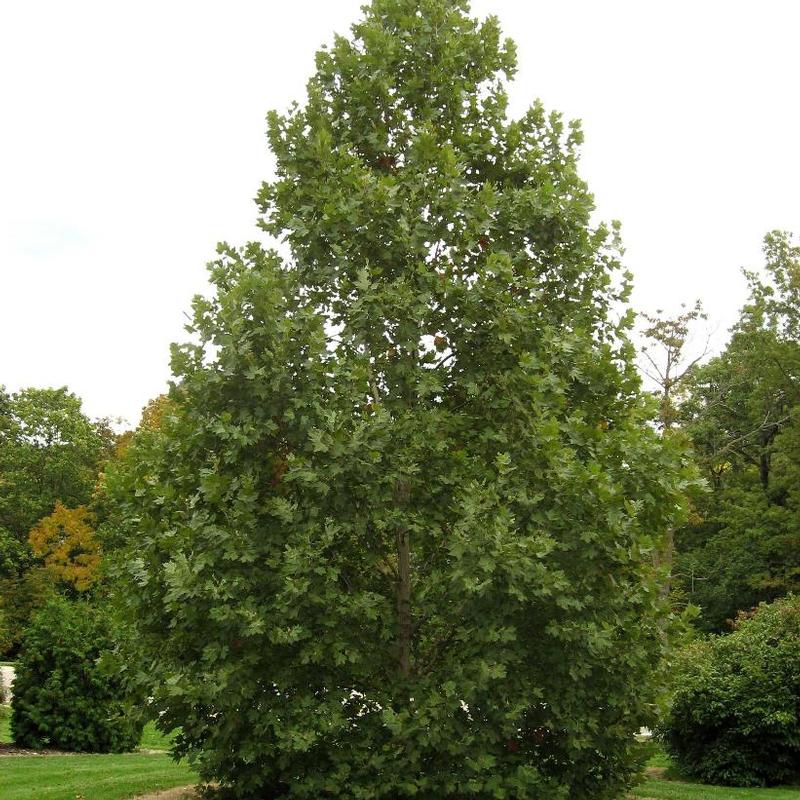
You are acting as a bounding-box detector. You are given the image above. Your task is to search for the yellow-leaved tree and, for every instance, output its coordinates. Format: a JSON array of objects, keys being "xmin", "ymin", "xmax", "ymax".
[{"xmin": 28, "ymin": 503, "xmax": 100, "ymax": 592}]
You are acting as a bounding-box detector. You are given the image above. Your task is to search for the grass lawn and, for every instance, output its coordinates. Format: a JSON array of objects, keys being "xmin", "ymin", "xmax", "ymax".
[
  {"xmin": 0, "ymin": 752, "xmax": 197, "ymax": 800},
  {"xmin": 631, "ymin": 779, "xmax": 800, "ymax": 799},
  {"xmin": 630, "ymin": 746, "xmax": 800, "ymax": 799},
  {"xmin": 138, "ymin": 721, "xmax": 178, "ymax": 751},
  {"xmin": 0, "ymin": 706, "xmax": 195, "ymax": 800},
  {"xmin": 0, "ymin": 704, "xmax": 11, "ymax": 743}
]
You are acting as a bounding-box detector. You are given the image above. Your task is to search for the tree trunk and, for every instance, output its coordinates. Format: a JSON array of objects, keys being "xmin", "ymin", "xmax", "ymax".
[
  {"xmin": 658, "ymin": 386, "xmax": 674, "ymax": 601},
  {"xmin": 759, "ymin": 452, "xmax": 770, "ymax": 490},
  {"xmin": 658, "ymin": 528, "xmax": 674, "ymax": 601},
  {"xmin": 396, "ymin": 527, "xmax": 412, "ymax": 677}
]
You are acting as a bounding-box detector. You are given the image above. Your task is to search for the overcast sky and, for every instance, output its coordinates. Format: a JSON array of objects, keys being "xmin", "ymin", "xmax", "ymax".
[{"xmin": 2, "ymin": 1, "xmax": 799, "ymax": 425}]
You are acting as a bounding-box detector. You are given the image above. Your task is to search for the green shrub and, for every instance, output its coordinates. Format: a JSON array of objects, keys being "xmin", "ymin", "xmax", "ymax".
[
  {"xmin": 10, "ymin": 597, "xmax": 141, "ymax": 752},
  {"xmin": 660, "ymin": 595, "xmax": 800, "ymax": 786}
]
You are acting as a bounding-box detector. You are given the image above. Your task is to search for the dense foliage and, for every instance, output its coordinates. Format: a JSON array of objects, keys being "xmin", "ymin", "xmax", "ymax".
[
  {"xmin": 0, "ymin": 569, "xmax": 56, "ymax": 659},
  {"xmin": 28, "ymin": 502, "xmax": 101, "ymax": 592},
  {"xmin": 0, "ymin": 386, "xmax": 113, "ymax": 654},
  {"xmin": 107, "ymin": 2, "xmax": 692, "ymax": 798},
  {"xmin": 10, "ymin": 597, "xmax": 141, "ymax": 752},
  {"xmin": 675, "ymin": 232, "xmax": 800, "ymax": 631},
  {"xmin": 0, "ymin": 386, "xmax": 112, "ymax": 550},
  {"xmin": 661, "ymin": 595, "xmax": 800, "ymax": 786}
]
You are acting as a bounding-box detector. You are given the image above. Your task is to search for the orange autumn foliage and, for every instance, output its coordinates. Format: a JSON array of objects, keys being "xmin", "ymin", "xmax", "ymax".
[{"xmin": 28, "ymin": 503, "xmax": 101, "ymax": 592}]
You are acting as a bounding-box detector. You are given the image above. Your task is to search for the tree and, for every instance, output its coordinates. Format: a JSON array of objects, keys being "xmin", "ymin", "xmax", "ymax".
[
  {"xmin": 108, "ymin": 2, "xmax": 692, "ymax": 798},
  {"xmin": 93, "ymin": 394, "xmax": 174, "ymax": 550},
  {"xmin": 0, "ymin": 386, "xmax": 113, "ymax": 564},
  {"xmin": 676, "ymin": 232, "xmax": 800, "ymax": 631},
  {"xmin": 638, "ymin": 302, "xmax": 709, "ymax": 602},
  {"xmin": 0, "ymin": 568, "xmax": 57, "ymax": 658},
  {"xmin": 28, "ymin": 502, "xmax": 101, "ymax": 593},
  {"xmin": 0, "ymin": 526, "xmax": 31, "ymax": 578},
  {"xmin": 640, "ymin": 301, "xmax": 708, "ymax": 432},
  {"xmin": 0, "ymin": 386, "xmax": 113, "ymax": 655}
]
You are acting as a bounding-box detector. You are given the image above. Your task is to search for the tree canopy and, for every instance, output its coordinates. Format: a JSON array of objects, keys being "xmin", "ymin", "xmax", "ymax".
[
  {"xmin": 0, "ymin": 385, "xmax": 112, "ymax": 569},
  {"xmin": 675, "ymin": 232, "xmax": 800, "ymax": 631},
  {"xmin": 0, "ymin": 386, "xmax": 114, "ymax": 655},
  {"xmin": 108, "ymin": 2, "xmax": 692, "ymax": 798},
  {"xmin": 29, "ymin": 502, "xmax": 101, "ymax": 593}
]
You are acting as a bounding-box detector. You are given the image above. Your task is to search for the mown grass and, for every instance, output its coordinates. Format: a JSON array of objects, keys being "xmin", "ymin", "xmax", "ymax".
[
  {"xmin": 0, "ymin": 704, "xmax": 195, "ymax": 800},
  {"xmin": 138, "ymin": 721, "xmax": 178, "ymax": 751},
  {"xmin": 631, "ymin": 779, "xmax": 800, "ymax": 799},
  {"xmin": 0, "ymin": 752, "xmax": 197, "ymax": 800},
  {"xmin": 630, "ymin": 745, "xmax": 800, "ymax": 799},
  {"xmin": 0, "ymin": 703, "xmax": 10, "ymax": 743}
]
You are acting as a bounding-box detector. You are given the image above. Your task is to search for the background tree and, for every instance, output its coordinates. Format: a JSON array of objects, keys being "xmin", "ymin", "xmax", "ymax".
[
  {"xmin": 640, "ymin": 301, "xmax": 708, "ymax": 431},
  {"xmin": 109, "ymin": 2, "xmax": 692, "ymax": 798},
  {"xmin": 638, "ymin": 302, "xmax": 709, "ymax": 602},
  {"xmin": 0, "ymin": 386, "xmax": 113, "ymax": 654},
  {"xmin": 0, "ymin": 386, "xmax": 113, "ymax": 560},
  {"xmin": 28, "ymin": 502, "xmax": 101, "ymax": 593},
  {"xmin": 676, "ymin": 232, "xmax": 800, "ymax": 631}
]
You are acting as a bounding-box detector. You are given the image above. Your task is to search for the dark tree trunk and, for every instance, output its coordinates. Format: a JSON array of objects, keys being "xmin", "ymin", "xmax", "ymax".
[
  {"xmin": 396, "ymin": 527, "xmax": 412, "ymax": 677},
  {"xmin": 759, "ymin": 451, "xmax": 770, "ymax": 490}
]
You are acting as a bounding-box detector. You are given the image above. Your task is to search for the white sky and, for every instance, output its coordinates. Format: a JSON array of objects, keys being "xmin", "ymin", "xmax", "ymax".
[{"xmin": 1, "ymin": 0, "xmax": 798, "ymax": 425}]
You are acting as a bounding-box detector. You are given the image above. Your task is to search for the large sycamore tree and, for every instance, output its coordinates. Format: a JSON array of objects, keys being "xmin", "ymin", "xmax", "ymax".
[{"xmin": 109, "ymin": 2, "xmax": 691, "ymax": 797}]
